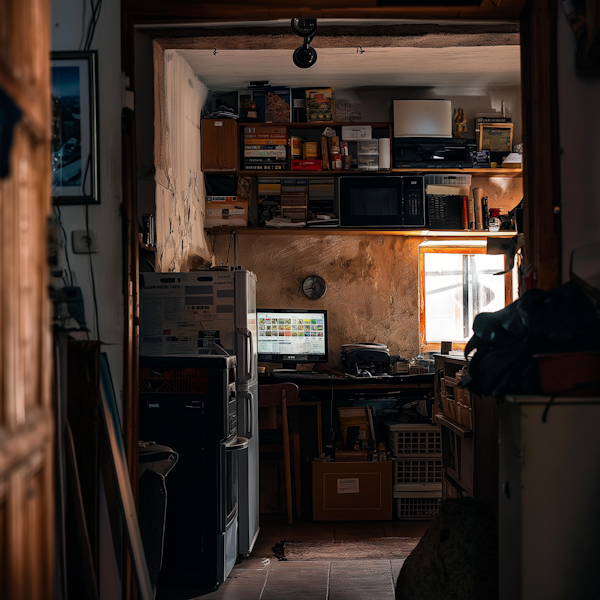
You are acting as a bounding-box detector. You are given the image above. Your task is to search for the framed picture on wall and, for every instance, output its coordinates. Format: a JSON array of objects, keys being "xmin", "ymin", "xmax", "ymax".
[{"xmin": 51, "ymin": 50, "xmax": 99, "ymax": 204}]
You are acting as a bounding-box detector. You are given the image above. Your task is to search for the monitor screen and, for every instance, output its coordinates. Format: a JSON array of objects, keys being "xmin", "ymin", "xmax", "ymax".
[{"xmin": 257, "ymin": 308, "xmax": 328, "ymax": 365}]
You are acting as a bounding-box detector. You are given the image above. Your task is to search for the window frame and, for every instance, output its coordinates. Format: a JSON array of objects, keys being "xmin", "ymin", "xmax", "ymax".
[{"xmin": 418, "ymin": 244, "xmax": 513, "ymax": 352}]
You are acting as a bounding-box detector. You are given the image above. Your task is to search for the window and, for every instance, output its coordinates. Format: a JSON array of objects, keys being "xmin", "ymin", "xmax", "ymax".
[{"xmin": 419, "ymin": 242, "xmax": 514, "ymax": 351}]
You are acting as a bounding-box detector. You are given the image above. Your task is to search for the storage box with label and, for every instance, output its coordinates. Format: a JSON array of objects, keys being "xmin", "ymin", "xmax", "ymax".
[
  {"xmin": 312, "ymin": 461, "xmax": 392, "ymax": 520},
  {"xmin": 204, "ymin": 196, "xmax": 248, "ymax": 228}
]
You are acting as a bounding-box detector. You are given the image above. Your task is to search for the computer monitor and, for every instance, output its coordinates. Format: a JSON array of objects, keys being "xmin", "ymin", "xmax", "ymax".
[{"xmin": 257, "ymin": 308, "xmax": 328, "ymax": 368}]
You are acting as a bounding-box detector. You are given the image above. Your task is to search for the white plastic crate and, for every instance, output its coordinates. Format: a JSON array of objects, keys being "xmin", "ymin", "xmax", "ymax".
[
  {"xmin": 387, "ymin": 423, "xmax": 441, "ymax": 457},
  {"xmin": 393, "ymin": 458, "xmax": 442, "ymax": 485},
  {"xmin": 394, "ymin": 490, "xmax": 442, "ymax": 520}
]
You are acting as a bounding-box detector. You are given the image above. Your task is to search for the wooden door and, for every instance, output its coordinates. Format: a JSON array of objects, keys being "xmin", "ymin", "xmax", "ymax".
[
  {"xmin": 201, "ymin": 118, "xmax": 239, "ymax": 172},
  {"xmin": 0, "ymin": 0, "xmax": 54, "ymax": 598}
]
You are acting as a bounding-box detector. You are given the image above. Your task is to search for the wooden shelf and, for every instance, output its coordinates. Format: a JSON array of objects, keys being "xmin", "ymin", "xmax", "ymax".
[
  {"xmin": 205, "ymin": 227, "xmax": 517, "ymax": 237},
  {"xmin": 240, "ymin": 169, "xmax": 386, "ymax": 176},
  {"xmin": 393, "ymin": 167, "xmax": 522, "ymax": 177},
  {"xmin": 239, "ymin": 121, "xmax": 391, "ymax": 129},
  {"xmin": 139, "ymin": 242, "xmax": 157, "ymax": 253},
  {"xmin": 238, "ymin": 168, "xmax": 522, "ymax": 177},
  {"xmin": 436, "ymin": 413, "xmax": 473, "ymax": 437}
]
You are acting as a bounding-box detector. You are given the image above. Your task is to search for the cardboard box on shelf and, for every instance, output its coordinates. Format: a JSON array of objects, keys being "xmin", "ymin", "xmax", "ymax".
[
  {"xmin": 204, "ymin": 196, "xmax": 248, "ymax": 228},
  {"xmin": 312, "ymin": 461, "xmax": 392, "ymax": 520}
]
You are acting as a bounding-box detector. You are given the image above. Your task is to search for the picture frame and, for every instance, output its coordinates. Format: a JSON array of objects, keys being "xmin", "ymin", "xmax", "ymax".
[
  {"xmin": 477, "ymin": 122, "xmax": 513, "ymax": 154},
  {"xmin": 51, "ymin": 51, "xmax": 99, "ymax": 204}
]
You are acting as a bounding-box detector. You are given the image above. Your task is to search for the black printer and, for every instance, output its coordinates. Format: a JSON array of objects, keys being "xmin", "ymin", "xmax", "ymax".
[{"xmin": 394, "ymin": 136, "xmax": 476, "ymax": 169}]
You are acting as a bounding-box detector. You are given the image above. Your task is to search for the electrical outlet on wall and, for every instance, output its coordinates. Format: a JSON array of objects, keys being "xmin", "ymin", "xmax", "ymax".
[{"xmin": 72, "ymin": 230, "xmax": 99, "ymax": 253}]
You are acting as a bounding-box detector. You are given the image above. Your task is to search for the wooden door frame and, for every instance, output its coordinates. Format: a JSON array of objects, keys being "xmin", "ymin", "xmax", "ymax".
[{"xmin": 119, "ymin": 2, "xmax": 560, "ymax": 597}]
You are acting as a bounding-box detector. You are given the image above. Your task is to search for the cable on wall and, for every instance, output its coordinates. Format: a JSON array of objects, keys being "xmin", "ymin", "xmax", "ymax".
[
  {"xmin": 54, "ymin": 206, "xmax": 74, "ymax": 288},
  {"xmin": 83, "ymin": 0, "xmax": 104, "ymax": 51}
]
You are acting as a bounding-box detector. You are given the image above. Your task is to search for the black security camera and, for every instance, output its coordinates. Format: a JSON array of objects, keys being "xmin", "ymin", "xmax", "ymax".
[
  {"xmin": 290, "ymin": 18, "xmax": 317, "ymax": 40},
  {"xmin": 293, "ymin": 42, "xmax": 318, "ymax": 69},
  {"xmin": 291, "ymin": 18, "xmax": 318, "ymax": 69}
]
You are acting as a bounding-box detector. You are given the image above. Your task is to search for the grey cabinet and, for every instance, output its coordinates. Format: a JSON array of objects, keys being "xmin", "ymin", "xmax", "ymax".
[{"xmin": 499, "ymin": 395, "xmax": 600, "ymax": 600}]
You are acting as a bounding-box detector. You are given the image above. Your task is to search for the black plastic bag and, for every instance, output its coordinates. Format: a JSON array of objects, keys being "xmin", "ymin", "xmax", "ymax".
[{"xmin": 461, "ymin": 282, "xmax": 600, "ymax": 397}]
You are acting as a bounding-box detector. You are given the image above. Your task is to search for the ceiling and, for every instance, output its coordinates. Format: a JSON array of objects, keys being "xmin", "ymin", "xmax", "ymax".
[{"xmin": 178, "ymin": 45, "xmax": 521, "ymax": 94}]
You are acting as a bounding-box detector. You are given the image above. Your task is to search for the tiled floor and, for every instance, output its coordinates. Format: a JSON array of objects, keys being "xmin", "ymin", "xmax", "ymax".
[{"xmin": 192, "ymin": 515, "xmax": 429, "ymax": 600}]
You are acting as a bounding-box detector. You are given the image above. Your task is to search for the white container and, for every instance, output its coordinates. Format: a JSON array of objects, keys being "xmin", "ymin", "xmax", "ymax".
[
  {"xmin": 386, "ymin": 422, "xmax": 441, "ymax": 457},
  {"xmin": 357, "ymin": 156, "xmax": 379, "ymax": 171},
  {"xmin": 357, "ymin": 139, "xmax": 379, "ymax": 154},
  {"xmin": 341, "ymin": 125, "xmax": 372, "ymax": 140},
  {"xmin": 378, "ymin": 138, "xmax": 391, "ymax": 170}
]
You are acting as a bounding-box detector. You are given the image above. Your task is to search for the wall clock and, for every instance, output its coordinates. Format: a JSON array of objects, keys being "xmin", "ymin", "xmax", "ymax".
[{"xmin": 302, "ymin": 275, "xmax": 327, "ymax": 299}]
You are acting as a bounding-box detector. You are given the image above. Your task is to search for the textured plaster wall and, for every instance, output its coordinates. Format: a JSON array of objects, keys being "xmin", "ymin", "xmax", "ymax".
[
  {"xmin": 155, "ymin": 50, "xmax": 212, "ymax": 271},
  {"xmin": 212, "ymin": 234, "xmax": 423, "ymax": 368}
]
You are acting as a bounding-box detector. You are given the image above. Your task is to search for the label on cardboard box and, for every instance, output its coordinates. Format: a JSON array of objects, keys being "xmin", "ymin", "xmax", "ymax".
[
  {"xmin": 337, "ymin": 478, "xmax": 360, "ymax": 494},
  {"xmin": 205, "ymin": 196, "xmax": 248, "ymax": 227}
]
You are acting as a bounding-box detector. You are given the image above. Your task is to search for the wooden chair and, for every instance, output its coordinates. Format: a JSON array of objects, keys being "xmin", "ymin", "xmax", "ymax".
[{"xmin": 258, "ymin": 383, "xmax": 301, "ymax": 525}]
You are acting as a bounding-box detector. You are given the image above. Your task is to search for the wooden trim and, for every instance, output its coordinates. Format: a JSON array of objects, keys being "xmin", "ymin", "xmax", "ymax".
[
  {"xmin": 419, "ymin": 244, "xmax": 513, "ymax": 352},
  {"xmin": 121, "ymin": 11, "xmax": 139, "ymax": 600},
  {"xmin": 520, "ymin": 0, "xmax": 562, "ymax": 289},
  {"xmin": 122, "ymin": 0, "xmax": 528, "ymax": 23}
]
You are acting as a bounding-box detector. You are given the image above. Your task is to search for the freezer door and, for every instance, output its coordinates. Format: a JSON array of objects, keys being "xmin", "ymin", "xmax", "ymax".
[{"xmin": 235, "ymin": 271, "xmax": 258, "ymax": 386}]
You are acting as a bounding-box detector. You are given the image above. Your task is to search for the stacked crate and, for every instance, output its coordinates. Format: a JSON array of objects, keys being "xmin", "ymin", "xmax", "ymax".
[{"xmin": 387, "ymin": 422, "xmax": 442, "ymax": 519}]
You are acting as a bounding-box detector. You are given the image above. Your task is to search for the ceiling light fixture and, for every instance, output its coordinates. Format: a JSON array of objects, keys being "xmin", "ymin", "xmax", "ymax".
[{"xmin": 291, "ymin": 18, "xmax": 318, "ymax": 69}]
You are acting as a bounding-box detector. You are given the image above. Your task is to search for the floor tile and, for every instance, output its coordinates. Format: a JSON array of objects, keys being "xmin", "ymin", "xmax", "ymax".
[{"xmin": 383, "ymin": 520, "xmax": 429, "ymax": 538}]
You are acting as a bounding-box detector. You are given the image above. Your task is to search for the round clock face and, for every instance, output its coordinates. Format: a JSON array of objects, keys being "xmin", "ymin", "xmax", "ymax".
[{"xmin": 302, "ymin": 275, "xmax": 327, "ymax": 299}]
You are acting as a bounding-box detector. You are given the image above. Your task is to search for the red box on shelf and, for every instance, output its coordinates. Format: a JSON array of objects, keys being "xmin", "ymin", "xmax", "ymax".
[{"xmin": 291, "ymin": 159, "xmax": 323, "ymax": 171}]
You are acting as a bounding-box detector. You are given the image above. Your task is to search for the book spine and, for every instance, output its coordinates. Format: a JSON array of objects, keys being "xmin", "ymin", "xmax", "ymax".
[
  {"xmin": 463, "ymin": 196, "xmax": 469, "ymax": 230},
  {"xmin": 473, "ymin": 188, "xmax": 484, "ymax": 230},
  {"xmin": 245, "ymin": 157, "xmax": 288, "ymax": 163},
  {"xmin": 245, "ymin": 164, "xmax": 286, "ymax": 170},
  {"xmin": 244, "ymin": 145, "xmax": 286, "ymax": 150},
  {"xmin": 468, "ymin": 194, "xmax": 476, "ymax": 230},
  {"xmin": 244, "ymin": 149, "xmax": 287, "ymax": 157},
  {"xmin": 244, "ymin": 139, "xmax": 288, "ymax": 145},
  {"xmin": 482, "ymin": 196, "xmax": 489, "ymax": 230},
  {"xmin": 244, "ymin": 133, "xmax": 287, "ymax": 139}
]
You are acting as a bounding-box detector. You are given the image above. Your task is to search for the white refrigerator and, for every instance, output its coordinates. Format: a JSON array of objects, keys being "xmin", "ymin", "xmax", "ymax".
[{"xmin": 139, "ymin": 269, "xmax": 260, "ymax": 557}]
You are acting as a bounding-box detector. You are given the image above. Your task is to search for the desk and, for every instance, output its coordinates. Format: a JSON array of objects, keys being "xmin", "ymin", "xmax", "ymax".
[
  {"xmin": 258, "ymin": 373, "xmax": 434, "ymax": 391},
  {"xmin": 259, "ymin": 373, "xmax": 434, "ymax": 455}
]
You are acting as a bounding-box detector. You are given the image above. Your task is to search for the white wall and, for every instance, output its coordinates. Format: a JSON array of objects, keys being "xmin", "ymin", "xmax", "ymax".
[
  {"xmin": 155, "ymin": 50, "xmax": 212, "ymax": 271},
  {"xmin": 51, "ymin": 0, "xmax": 123, "ymax": 404},
  {"xmin": 557, "ymin": 5, "xmax": 600, "ymax": 280}
]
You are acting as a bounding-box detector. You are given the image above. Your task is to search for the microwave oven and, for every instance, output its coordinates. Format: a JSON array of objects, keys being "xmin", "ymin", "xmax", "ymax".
[{"xmin": 338, "ymin": 175, "xmax": 426, "ymax": 228}]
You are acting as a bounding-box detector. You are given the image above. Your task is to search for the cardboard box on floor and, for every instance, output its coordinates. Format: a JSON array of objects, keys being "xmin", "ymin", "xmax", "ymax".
[{"xmin": 312, "ymin": 461, "xmax": 392, "ymax": 521}]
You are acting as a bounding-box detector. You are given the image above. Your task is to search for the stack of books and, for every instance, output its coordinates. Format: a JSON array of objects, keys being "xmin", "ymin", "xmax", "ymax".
[
  {"xmin": 243, "ymin": 125, "xmax": 288, "ymax": 170},
  {"xmin": 308, "ymin": 178, "xmax": 335, "ymax": 217},
  {"xmin": 280, "ymin": 179, "xmax": 309, "ymax": 221}
]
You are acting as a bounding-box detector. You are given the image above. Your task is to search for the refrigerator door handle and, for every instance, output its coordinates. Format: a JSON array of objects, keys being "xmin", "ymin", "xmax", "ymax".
[
  {"xmin": 247, "ymin": 389, "xmax": 254, "ymax": 438},
  {"xmin": 237, "ymin": 327, "xmax": 253, "ymax": 383},
  {"xmin": 238, "ymin": 389, "xmax": 254, "ymax": 439}
]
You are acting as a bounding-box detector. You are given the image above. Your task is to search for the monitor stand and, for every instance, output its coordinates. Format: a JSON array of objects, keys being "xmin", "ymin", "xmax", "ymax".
[{"xmin": 272, "ymin": 363, "xmax": 299, "ymax": 373}]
